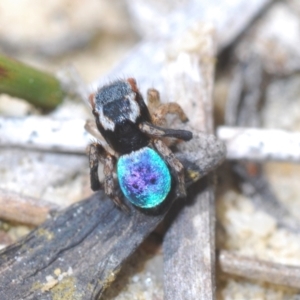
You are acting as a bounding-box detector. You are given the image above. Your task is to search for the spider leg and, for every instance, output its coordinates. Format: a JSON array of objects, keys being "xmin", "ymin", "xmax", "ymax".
[
  {"xmin": 139, "ymin": 121, "xmax": 192, "ymax": 141},
  {"xmin": 153, "ymin": 139, "xmax": 186, "ymax": 199},
  {"xmin": 147, "ymin": 88, "xmax": 188, "ymax": 125},
  {"xmin": 88, "ymin": 143, "xmax": 103, "ymax": 191},
  {"xmin": 85, "ymin": 119, "xmax": 104, "ymax": 141},
  {"xmin": 147, "ymin": 89, "xmax": 160, "ymax": 110},
  {"xmin": 87, "ymin": 142, "xmax": 128, "ymax": 211}
]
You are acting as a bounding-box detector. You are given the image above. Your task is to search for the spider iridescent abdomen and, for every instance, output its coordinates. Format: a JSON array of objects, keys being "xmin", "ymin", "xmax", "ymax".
[
  {"xmin": 87, "ymin": 78, "xmax": 193, "ymax": 210},
  {"xmin": 117, "ymin": 147, "xmax": 171, "ymax": 208}
]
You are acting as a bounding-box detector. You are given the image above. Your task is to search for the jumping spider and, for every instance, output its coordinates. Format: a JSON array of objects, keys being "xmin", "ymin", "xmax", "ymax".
[{"xmin": 86, "ymin": 78, "xmax": 193, "ymax": 210}]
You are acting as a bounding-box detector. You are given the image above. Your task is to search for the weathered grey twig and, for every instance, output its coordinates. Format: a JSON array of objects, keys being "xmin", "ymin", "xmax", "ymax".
[
  {"xmin": 0, "ymin": 189, "xmax": 59, "ymax": 226},
  {"xmin": 217, "ymin": 127, "xmax": 300, "ymax": 162},
  {"xmin": 0, "ymin": 117, "xmax": 89, "ymax": 153},
  {"xmin": 219, "ymin": 250, "xmax": 300, "ymax": 289},
  {"xmin": 4, "ymin": 118, "xmax": 300, "ymax": 164},
  {"xmin": 162, "ymin": 25, "xmax": 217, "ymax": 300},
  {"xmin": 0, "ymin": 131, "xmax": 225, "ymax": 300}
]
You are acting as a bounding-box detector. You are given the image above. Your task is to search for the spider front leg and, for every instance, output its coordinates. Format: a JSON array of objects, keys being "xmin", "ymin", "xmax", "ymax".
[
  {"xmin": 153, "ymin": 139, "xmax": 186, "ymax": 199},
  {"xmin": 139, "ymin": 122, "xmax": 193, "ymax": 141},
  {"xmin": 147, "ymin": 88, "xmax": 189, "ymax": 126},
  {"xmin": 88, "ymin": 143, "xmax": 128, "ymax": 211}
]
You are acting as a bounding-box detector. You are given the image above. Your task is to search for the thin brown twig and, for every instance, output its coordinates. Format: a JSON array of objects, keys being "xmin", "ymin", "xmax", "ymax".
[
  {"xmin": 219, "ymin": 250, "xmax": 300, "ymax": 290},
  {"xmin": 0, "ymin": 188, "xmax": 60, "ymax": 226}
]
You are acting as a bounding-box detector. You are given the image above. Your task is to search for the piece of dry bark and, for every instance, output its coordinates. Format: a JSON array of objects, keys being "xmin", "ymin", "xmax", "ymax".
[
  {"xmin": 0, "ymin": 131, "xmax": 225, "ymax": 300},
  {"xmin": 219, "ymin": 250, "xmax": 300, "ymax": 290}
]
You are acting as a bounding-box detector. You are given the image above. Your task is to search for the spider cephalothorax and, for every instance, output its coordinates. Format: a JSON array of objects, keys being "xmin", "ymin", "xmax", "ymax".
[{"xmin": 86, "ymin": 78, "xmax": 192, "ymax": 210}]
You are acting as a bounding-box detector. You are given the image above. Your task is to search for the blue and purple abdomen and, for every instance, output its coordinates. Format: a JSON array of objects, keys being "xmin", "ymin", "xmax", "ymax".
[{"xmin": 117, "ymin": 147, "xmax": 171, "ymax": 208}]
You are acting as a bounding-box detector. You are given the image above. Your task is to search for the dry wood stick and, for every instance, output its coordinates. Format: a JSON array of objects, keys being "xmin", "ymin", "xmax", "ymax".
[
  {"xmin": 162, "ymin": 25, "xmax": 217, "ymax": 300},
  {"xmin": 219, "ymin": 250, "xmax": 300, "ymax": 290},
  {"xmin": 0, "ymin": 189, "xmax": 59, "ymax": 226},
  {"xmin": 217, "ymin": 127, "xmax": 300, "ymax": 163},
  {"xmin": 0, "ymin": 117, "xmax": 88, "ymax": 153}
]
